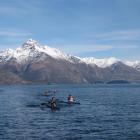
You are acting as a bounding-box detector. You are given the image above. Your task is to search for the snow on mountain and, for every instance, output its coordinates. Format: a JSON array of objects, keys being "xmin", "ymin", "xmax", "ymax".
[
  {"xmin": 125, "ymin": 61, "xmax": 140, "ymax": 71},
  {"xmin": 18, "ymin": 39, "xmax": 75, "ymax": 62},
  {"xmin": 81, "ymin": 57, "xmax": 120, "ymax": 68},
  {"xmin": 81, "ymin": 57, "xmax": 140, "ymax": 71},
  {"xmin": 0, "ymin": 48, "xmax": 15, "ymax": 62},
  {"xmin": 0, "ymin": 39, "xmax": 80, "ymax": 64},
  {"xmin": 125, "ymin": 61, "xmax": 140, "ymax": 67},
  {"xmin": 0, "ymin": 39, "xmax": 140, "ymax": 71}
]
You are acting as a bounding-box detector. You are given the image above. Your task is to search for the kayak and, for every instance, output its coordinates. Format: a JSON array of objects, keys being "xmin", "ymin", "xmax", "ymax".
[
  {"xmin": 58, "ymin": 100, "xmax": 80, "ymax": 105},
  {"xmin": 40, "ymin": 102, "xmax": 60, "ymax": 110},
  {"xmin": 41, "ymin": 100, "xmax": 80, "ymax": 105},
  {"xmin": 40, "ymin": 100, "xmax": 80, "ymax": 109}
]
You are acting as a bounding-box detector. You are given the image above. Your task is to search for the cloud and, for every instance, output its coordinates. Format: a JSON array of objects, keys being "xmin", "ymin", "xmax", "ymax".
[
  {"xmin": 51, "ymin": 42, "xmax": 139, "ymax": 56},
  {"xmin": 0, "ymin": 28, "xmax": 33, "ymax": 50},
  {"xmin": 116, "ymin": 45, "xmax": 139, "ymax": 49},
  {"xmin": 0, "ymin": 5, "xmax": 26, "ymax": 16},
  {"xmin": 93, "ymin": 30, "xmax": 140, "ymax": 41},
  {"xmin": 0, "ymin": 1, "xmax": 42, "ymax": 16},
  {"xmin": 52, "ymin": 44, "xmax": 113, "ymax": 55},
  {"xmin": 0, "ymin": 28, "xmax": 32, "ymax": 37}
]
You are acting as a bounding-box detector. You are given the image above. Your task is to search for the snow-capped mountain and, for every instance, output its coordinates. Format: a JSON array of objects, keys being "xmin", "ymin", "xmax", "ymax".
[
  {"xmin": 125, "ymin": 61, "xmax": 140, "ymax": 71},
  {"xmin": 0, "ymin": 39, "xmax": 139, "ymax": 69},
  {"xmin": 0, "ymin": 39, "xmax": 140, "ymax": 84},
  {"xmin": 81, "ymin": 57, "xmax": 120, "ymax": 68},
  {"xmin": 81, "ymin": 57, "xmax": 140, "ymax": 72},
  {"xmin": 0, "ymin": 39, "xmax": 81, "ymax": 64}
]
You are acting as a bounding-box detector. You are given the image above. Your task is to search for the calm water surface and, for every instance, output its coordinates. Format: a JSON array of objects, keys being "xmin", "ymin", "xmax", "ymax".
[{"xmin": 0, "ymin": 84, "xmax": 140, "ymax": 140}]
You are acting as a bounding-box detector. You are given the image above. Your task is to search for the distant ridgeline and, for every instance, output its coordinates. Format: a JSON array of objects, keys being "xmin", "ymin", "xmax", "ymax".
[{"xmin": 0, "ymin": 39, "xmax": 140, "ymax": 84}]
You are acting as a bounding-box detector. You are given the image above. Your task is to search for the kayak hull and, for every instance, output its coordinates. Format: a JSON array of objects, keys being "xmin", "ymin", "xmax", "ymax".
[{"xmin": 40, "ymin": 102, "xmax": 60, "ymax": 110}]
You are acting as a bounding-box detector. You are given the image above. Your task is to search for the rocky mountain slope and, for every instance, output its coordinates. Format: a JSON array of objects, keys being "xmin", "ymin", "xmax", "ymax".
[{"xmin": 0, "ymin": 39, "xmax": 140, "ymax": 84}]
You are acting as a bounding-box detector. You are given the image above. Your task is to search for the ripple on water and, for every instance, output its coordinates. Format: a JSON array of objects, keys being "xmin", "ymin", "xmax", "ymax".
[{"xmin": 0, "ymin": 84, "xmax": 140, "ymax": 140}]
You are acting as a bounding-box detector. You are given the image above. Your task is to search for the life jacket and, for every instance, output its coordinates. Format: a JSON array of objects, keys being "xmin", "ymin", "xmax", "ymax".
[{"xmin": 68, "ymin": 96, "xmax": 74, "ymax": 102}]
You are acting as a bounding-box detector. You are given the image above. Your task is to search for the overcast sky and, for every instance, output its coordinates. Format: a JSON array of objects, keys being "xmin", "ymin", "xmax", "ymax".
[{"xmin": 0, "ymin": 0, "xmax": 140, "ymax": 60}]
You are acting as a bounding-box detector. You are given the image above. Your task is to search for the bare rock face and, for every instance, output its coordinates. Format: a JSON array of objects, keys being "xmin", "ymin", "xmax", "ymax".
[
  {"xmin": 101, "ymin": 62, "xmax": 140, "ymax": 83},
  {"xmin": 0, "ymin": 68, "xmax": 26, "ymax": 84},
  {"xmin": 21, "ymin": 57, "xmax": 98, "ymax": 84},
  {"xmin": 0, "ymin": 39, "xmax": 140, "ymax": 84}
]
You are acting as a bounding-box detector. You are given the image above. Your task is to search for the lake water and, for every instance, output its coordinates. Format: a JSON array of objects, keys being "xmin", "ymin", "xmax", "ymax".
[{"xmin": 0, "ymin": 84, "xmax": 140, "ymax": 140}]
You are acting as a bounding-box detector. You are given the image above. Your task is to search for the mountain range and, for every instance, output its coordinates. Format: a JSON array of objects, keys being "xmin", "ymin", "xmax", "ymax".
[{"xmin": 0, "ymin": 39, "xmax": 140, "ymax": 84}]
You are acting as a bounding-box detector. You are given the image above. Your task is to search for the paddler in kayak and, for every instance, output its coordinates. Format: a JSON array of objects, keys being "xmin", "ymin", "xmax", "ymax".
[
  {"xmin": 67, "ymin": 94, "xmax": 75, "ymax": 103},
  {"xmin": 50, "ymin": 97, "xmax": 57, "ymax": 109}
]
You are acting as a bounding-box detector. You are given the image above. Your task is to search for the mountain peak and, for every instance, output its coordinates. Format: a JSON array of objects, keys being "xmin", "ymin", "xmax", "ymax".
[
  {"xmin": 0, "ymin": 39, "xmax": 139, "ymax": 71},
  {"xmin": 22, "ymin": 39, "xmax": 40, "ymax": 50},
  {"xmin": 13, "ymin": 39, "xmax": 77, "ymax": 63},
  {"xmin": 25, "ymin": 39, "xmax": 39, "ymax": 44}
]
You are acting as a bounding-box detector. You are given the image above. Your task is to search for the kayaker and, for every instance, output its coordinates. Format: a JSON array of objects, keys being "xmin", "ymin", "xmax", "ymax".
[
  {"xmin": 67, "ymin": 94, "xmax": 75, "ymax": 103},
  {"xmin": 50, "ymin": 97, "xmax": 57, "ymax": 109}
]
